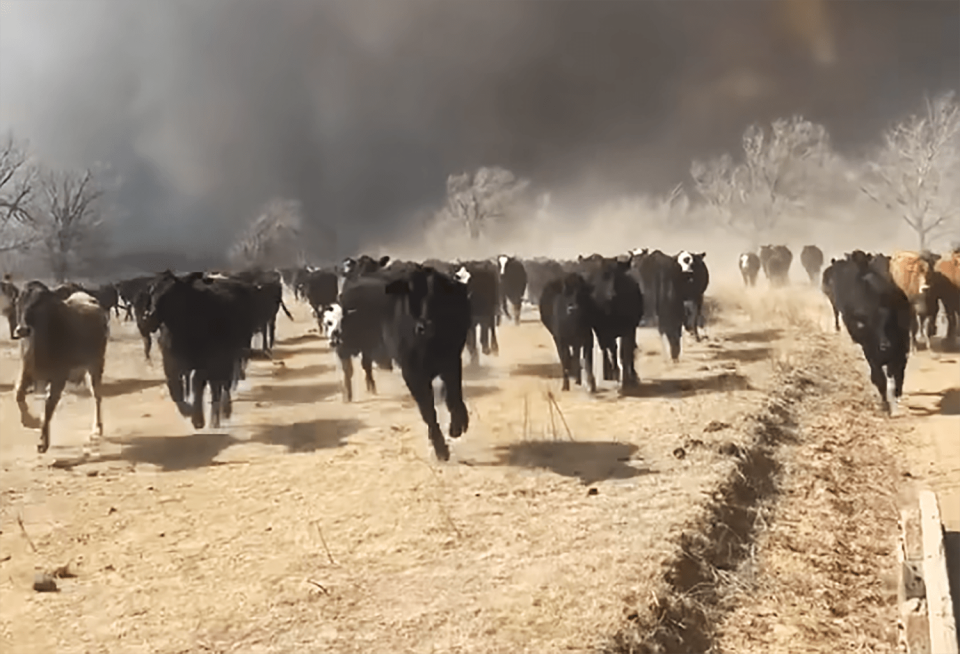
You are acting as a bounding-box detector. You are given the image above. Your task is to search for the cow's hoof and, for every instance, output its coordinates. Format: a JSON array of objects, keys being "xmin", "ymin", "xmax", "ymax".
[
  {"xmin": 37, "ymin": 441, "xmax": 49, "ymax": 455},
  {"xmin": 191, "ymin": 415, "xmax": 205, "ymax": 430},
  {"xmin": 431, "ymin": 435, "xmax": 450, "ymax": 462},
  {"xmin": 449, "ymin": 407, "xmax": 469, "ymax": 438}
]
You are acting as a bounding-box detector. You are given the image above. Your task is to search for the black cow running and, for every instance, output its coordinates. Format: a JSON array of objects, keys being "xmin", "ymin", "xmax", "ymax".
[
  {"xmin": 539, "ymin": 273, "xmax": 596, "ymax": 392},
  {"xmin": 1, "ymin": 275, "xmax": 19, "ymax": 338},
  {"xmin": 676, "ymin": 250, "xmax": 709, "ymax": 341},
  {"xmin": 226, "ymin": 270, "xmax": 293, "ymax": 352},
  {"xmin": 575, "ymin": 254, "xmax": 644, "ymax": 389},
  {"xmin": 497, "ymin": 255, "xmax": 527, "ymax": 326},
  {"xmin": 632, "ymin": 249, "xmax": 685, "ymax": 361},
  {"xmin": 523, "ymin": 257, "xmax": 565, "ymax": 305},
  {"xmin": 298, "ymin": 267, "xmax": 339, "ymax": 326},
  {"xmin": 140, "ymin": 271, "xmax": 259, "ymax": 429},
  {"xmin": 738, "ymin": 252, "xmax": 761, "ymax": 287},
  {"xmin": 800, "ymin": 245, "xmax": 825, "ymax": 285},
  {"xmin": 12, "ymin": 282, "xmax": 109, "ymax": 454},
  {"xmin": 454, "ymin": 260, "xmax": 500, "ymax": 365},
  {"xmin": 117, "ymin": 275, "xmax": 158, "ymax": 321},
  {"xmin": 759, "ymin": 245, "xmax": 793, "ymax": 287},
  {"xmin": 827, "ymin": 257, "xmax": 911, "ymax": 414},
  {"xmin": 341, "ymin": 255, "xmax": 391, "ymax": 282}
]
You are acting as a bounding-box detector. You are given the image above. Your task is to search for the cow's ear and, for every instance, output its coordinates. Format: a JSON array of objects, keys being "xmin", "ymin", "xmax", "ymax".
[
  {"xmin": 378, "ymin": 256, "xmax": 391, "ymax": 267},
  {"xmin": 385, "ymin": 279, "xmax": 409, "ymax": 295},
  {"xmin": 697, "ymin": 252, "xmax": 706, "ymax": 259}
]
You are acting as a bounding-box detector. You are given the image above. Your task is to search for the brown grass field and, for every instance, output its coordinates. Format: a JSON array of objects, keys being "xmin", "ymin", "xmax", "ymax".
[{"xmin": 0, "ymin": 281, "xmax": 956, "ymax": 654}]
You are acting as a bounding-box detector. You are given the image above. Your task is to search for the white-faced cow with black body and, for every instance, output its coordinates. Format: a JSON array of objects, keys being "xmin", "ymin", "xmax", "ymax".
[
  {"xmin": 676, "ymin": 250, "xmax": 709, "ymax": 341},
  {"xmin": 738, "ymin": 252, "xmax": 761, "ymax": 287},
  {"xmin": 13, "ymin": 281, "xmax": 110, "ymax": 454}
]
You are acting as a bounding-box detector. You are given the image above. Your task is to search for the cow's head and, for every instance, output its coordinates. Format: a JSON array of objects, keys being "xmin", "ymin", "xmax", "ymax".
[
  {"xmin": 385, "ymin": 268, "xmax": 441, "ymax": 338},
  {"xmin": 454, "ymin": 266, "xmax": 471, "ymax": 285},
  {"xmin": 12, "ymin": 281, "xmax": 52, "ymax": 339}
]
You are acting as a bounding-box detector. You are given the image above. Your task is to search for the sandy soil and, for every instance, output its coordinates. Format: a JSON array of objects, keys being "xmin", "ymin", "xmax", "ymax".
[{"xmin": 0, "ymin": 283, "xmax": 954, "ymax": 653}]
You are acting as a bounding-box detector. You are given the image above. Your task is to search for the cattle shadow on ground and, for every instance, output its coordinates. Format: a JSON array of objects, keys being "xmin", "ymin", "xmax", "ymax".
[
  {"xmin": 239, "ymin": 381, "xmax": 340, "ymax": 406},
  {"xmin": 490, "ymin": 440, "xmax": 654, "ymax": 485},
  {"xmin": 931, "ymin": 337, "xmax": 960, "ymax": 354},
  {"xmin": 620, "ymin": 372, "xmax": 754, "ymax": 399},
  {"xmin": 251, "ymin": 418, "xmax": 364, "ymax": 453},
  {"xmin": 942, "ymin": 389, "xmax": 960, "ymax": 415},
  {"xmin": 100, "ymin": 377, "xmax": 166, "ymax": 398},
  {"xmin": 463, "ymin": 384, "xmax": 501, "ymax": 400},
  {"xmin": 462, "ymin": 363, "xmax": 497, "ymax": 381},
  {"xmin": 511, "ymin": 362, "xmax": 561, "ymax": 380},
  {"xmin": 0, "ymin": 381, "xmax": 12, "ymax": 393},
  {"xmin": 723, "ymin": 329, "xmax": 783, "ymax": 344},
  {"xmin": 267, "ymin": 362, "xmax": 335, "ymax": 381},
  {"xmin": 708, "ymin": 347, "xmax": 774, "ymax": 364},
  {"xmin": 281, "ymin": 332, "xmax": 323, "ymax": 345},
  {"xmin": 105, "ymin": 432, "xmax": 240, "ymax": 471},
  {"xmin": 283, "ymin": 344, "xmax": 330, "ymax": 357}
]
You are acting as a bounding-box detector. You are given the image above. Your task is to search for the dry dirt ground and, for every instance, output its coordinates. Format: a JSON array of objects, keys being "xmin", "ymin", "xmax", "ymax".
[{"xmin": 0, "ymin": 283, "xmax": 955, "ymax": 654}]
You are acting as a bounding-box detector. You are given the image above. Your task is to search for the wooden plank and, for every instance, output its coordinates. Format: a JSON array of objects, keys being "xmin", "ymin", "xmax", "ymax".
[
  {"xmin": 919, "ymin": 489, "xmax": 959, "ymax": 654},
  {"xmin": 902, "ymin": 504, "xmax": 932, "ymax": 654}
]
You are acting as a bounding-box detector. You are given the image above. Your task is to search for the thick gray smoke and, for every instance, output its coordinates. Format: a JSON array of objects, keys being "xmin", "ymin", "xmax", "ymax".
[{"xmin": 1, "ymin": 0, "xmax": 957, "ymax": 261}]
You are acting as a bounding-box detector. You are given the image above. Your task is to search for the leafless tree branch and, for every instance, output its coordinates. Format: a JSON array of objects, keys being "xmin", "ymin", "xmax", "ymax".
[{"xmin": 443, "ymin": 166, "xmax": 530, "ymax": 240}]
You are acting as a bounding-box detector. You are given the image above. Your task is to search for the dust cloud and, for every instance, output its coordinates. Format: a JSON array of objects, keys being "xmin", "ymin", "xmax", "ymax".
[{"xmin": 0, "ymin": 0, "xmax": 957, "ymax": 266}]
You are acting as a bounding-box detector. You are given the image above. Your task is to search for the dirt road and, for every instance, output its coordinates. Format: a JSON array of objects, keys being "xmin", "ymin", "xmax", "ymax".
[{"xmin": 0, "ymin": 284, "xmax": 954, "ymax": 653}]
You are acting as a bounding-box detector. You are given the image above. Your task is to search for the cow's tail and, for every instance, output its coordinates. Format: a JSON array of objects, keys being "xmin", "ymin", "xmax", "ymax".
[{"xmin": 279, "ymin": 298, "xmax": 294, "ymax": 320}]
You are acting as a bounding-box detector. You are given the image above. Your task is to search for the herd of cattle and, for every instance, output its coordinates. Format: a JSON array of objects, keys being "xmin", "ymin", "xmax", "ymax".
[{"xmin": 1, "ymin": 242, "xmax": 958, "ymax": 461}]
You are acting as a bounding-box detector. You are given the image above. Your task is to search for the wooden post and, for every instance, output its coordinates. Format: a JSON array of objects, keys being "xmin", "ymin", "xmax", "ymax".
[{"xmin": 919, "ymin": 489, "xmax": 958, "ymax": 654}]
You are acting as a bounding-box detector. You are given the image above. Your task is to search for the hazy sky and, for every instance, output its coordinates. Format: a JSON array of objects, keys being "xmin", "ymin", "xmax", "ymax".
[{"xmin": 1, "ymin": 0, "xmax": 957, "ymax": 258}]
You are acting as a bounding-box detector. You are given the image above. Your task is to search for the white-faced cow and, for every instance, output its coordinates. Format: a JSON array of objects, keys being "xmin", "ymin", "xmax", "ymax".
[
  {"xmin": 738, "ymin": 252, "xmax": 761, "ymax": 287},
  {"xmin": 455, "ymin": 260, "xmax": 501, "ymax": 366},
  {"xmin": 13, "ymin": 281, "xmax": 109, "ymax": 454},
  {"xmin": 676, "ymin": 250, "xmax": 709, "ymax": 341}
]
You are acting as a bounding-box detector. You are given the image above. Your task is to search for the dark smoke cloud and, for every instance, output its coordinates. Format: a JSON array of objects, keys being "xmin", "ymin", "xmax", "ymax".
[{"xmin": 1, "ymin": 0, "xmax": 957, "ymax": 260}]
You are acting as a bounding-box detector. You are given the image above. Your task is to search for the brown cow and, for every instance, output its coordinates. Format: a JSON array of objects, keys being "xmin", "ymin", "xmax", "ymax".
[
  {"xmin": 13, "ymin": 281, "xmax": 109, "ymax": 455},
  {"xmin": 933, "ymin": 250, "xmax": 960, "ymax": 343},
  {"xmin": 887, "ymin": 251, "xmax": 936, "ymax": 351}
]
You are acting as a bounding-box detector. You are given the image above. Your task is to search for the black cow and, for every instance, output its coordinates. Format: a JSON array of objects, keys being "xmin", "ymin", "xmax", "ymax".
[
  {"xmin": 1, "ymin": 275, "xmax": 19, "ymax": 338},
  {"xmin": 676, "ymin": 250, "xmax": 709, "ymax": 341},
  {"xmin": 633, "ymin": 249, "xmax": 685, "ymax": 361},
  {"xmin": 575, "ymin": 254, "xmax": 644, "ymax": 389},
  {"xmin": 117, "ymin": 275, "xmax": 158, "ymax": 321},
  {"xmin": 298, "ymin": 267, "xmax": 339, "ymax": 324},
  {"xmin": 383, "ymin": 266, "xmax": 473, "ymax": 461},
  {"xmin": 454, "ymin": 260, "xmax": 500, "ymax": 365},
  {"xmin": 226, "ymin": 270, "xmax": 293, "ymax": 352},
  {"xmin": 497, "ymin": 255, "xmax": 528, "ymax": 326},
  {"xmin": 12, "ymin": 282, "xmax": 109, "ymax": 454},
  {"xmin": 539, "ymin": 273, "xmax": 596, "ymax": 392},
  {"xmin": 341, "ymin": 255, "xmax": 391, "ymax": 282},
  {"xmin": 523, "ymin": 258, "xmax": 565, "ymax": 305},
  {"xmin": 140, "ymin": 271, "xmax": 259, "ymax": 429},
  {"xmin": 800, "ymin": 245, "xmax": 825, "ymax": 284},
  {"xmin": 759, "ymin": 245, "xmax": 793, "ymax": 287},
  {"xmin": 738, "ymin": 252, "xmax": 761, "ymax": 287},
  {"xmin": 828, "ymin": 257, "xmax": 911, "ymax": 414}
]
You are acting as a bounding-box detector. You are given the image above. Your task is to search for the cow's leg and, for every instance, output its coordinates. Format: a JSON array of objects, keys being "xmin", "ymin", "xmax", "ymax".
[
  {"xmin": 403, "ymin": 370, "xmax": 449, "ymax": 461},
  {"xmin": 209, "ymin": 380, "xmax": 223, "ymax": 429},
  {"xmin": 38, "ymin": 378, "xmax": 67, "ymax": 454},
  {"xmin": 500, "ymin": 294, "xmax": 510, "ymax": 322},
  {"xmin": 479, "ymin": 321, "xmax": 491, "ymax": 355},
  {"xmin": 190, "ymin": 372, "xmax": 207, "ymax": 430},
  {"xmin": 693, "ymin": 299, "xmax": 704, "ymax": 341},
  {"xmin": 162, "ymin": 353, "xmax": 191, "ymax": 418},
  {"xmin": 339, "ymin": 354, "xmax": 354, "ymax": 402},
  {"xmin": 440, "ymin": 361, "xmax": 469, "ymax": 439},
  {"xmin": 466, "ymin": 324, "xmax": 479, "ymax": 366},
  {"xmin": 489, "ymin": 318, "xmax": 499, "ymax": 355},
  {"xmin": 620, "ymin": 331, "xmax": 639, "ymax": 389},
  {"xmin": 84, "ymin": 366, "xmax": 104, "ymax": 456},
  {"xmin": 830, "ymin": 300, "xmax": 840, "ymax": 332},
  {"xmin": 582, "ymin": 330, "xmax": 597, "ymax": 393},
  {"xmin": 866, "ymin": 356, "xmax": 890, "ymax": 413},
  {"xmin": 15, "ymin": 366, "xmax": 41, "ymax": 429},
  {"xmin": 609, "ymin": 339, "xmax": 620, "ymax": 381},
  {"xmin": 571, "ymin": 342, "xmax": 582, "ymax": 387},
  {"xmin": 142, "ymin": 334, "xmax": 152, "ymax": 361},
  {"xmin": 512, "ymin": 300, "xmax": 522, "ymax": 326},
  {"xmin": 361, "ymin": 351, "xmax": 377, "ymax": 395},
  {"xmin": 557, "ymin": 340, "xmax": 572, "ymax": 391}
]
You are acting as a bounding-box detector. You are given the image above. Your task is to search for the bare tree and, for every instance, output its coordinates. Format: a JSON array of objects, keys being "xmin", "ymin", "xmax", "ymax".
[
  {"xmin": 229, "ymin": 197, "xmax": 310, "ymax": 269},
  {"xmin": 690, "ymin": 116, "xmax": 833, "ymax": 241},
  {"xmin": 32, "ymin": 167, "xmax": 106, "ymax": 282},
  {"xmin": 861, "ymin": 92, "xmax": 960, "ymax": 250},
  {"xmin": 0, "ymin": 133, "xmax": 39, "ymax": 254},
  {"xmin": 444, "ymin": 166, "xmax": 530, "ymax": 240}
]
